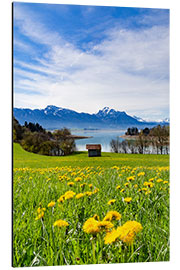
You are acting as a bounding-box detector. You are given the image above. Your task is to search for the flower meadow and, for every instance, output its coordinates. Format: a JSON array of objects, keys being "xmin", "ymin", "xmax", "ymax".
[{"xmin": 13, "ymin": 165, "xmax": 169, "ymax": 267}]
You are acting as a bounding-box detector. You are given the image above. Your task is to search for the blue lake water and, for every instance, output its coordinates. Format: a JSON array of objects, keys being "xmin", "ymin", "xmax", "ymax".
[{"xmin": 71, "ymin": 129, "xmax": 126, "ymax": 152}]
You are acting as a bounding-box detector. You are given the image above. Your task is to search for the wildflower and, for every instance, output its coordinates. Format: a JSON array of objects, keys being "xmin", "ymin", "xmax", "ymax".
[
  {"xmin": 89, "ymin": 184, "xmax": 93, "ymax": 189},
  {"xmin": 142, "ymin": 187, "xmax": 148, "ymax": 191},
  {"xmin": 75, "ymin": 193, "xmax": 85, "ymax": 199},
  {"xmin": 122, "ymin": 220, "xmax": 143, "ymax": 234},
  {"xmin": 138, "ymin": 172, "xmax": 145, "ymax": 177},
  {"xmin": 93, "ymin": 188, "xmax": 99, "ymax": 194},
  {"xmin": 75, "ymin": 177, "xmax": 82, "ymax": 182},
  {"xmin": 85, "ymin": 191, "xmax": 93, "ymax": 196},
  {"xmin": 35, "ymin": 212, "xmax": 44, "ymax": 220},
  {"xmin": 116, "ymin": 185, "xmax": 121, "ymax": 190},
  {"xmin": 57, "ymin": 195, "xmax": 65, "ymax": 203},
  {"xmin": 124, "ymin": 197, "xmax": 132, "ymax": 203},
  {"xmin": 104, "ymin": 228, "xmax": 121, "ymax": 244},
  {"xmin": 157, "ymin": 179, "xmax": 163, "ymax": 183},
  {"xmin": 48, "ymin": 201, "xmax": 55, "ymax": 207},
  {"xmin": 134, "ymin": 184, "xmax": 138, "ymax": 188},
  {"xmin": 163, "ymin": 180, "xmax": 168, "ymax": 184},
  {"xmin": 117, "ymin": 226, "xmax": 135, "ymax": 245},
  {"xmin": 35, "ymin": 207, "xmax": 45, "ymax": 220},
  {"xmin": 64, "ymin": 191, "xmax": 76, "ymax": 200},
  {"xmin": 97, "ymin": 221, "xmax": 114, "ymax": 232},
  {"xmin": 83, "ymin": 218, "xmax": 100, "ymax": 234},
  {"xmin": 103, "ymin": 211, "xmax": 121, "ymax": 222},
  {"xmin": 124, "ymin": 182, "xmax": 129, "ymax": 187},
  {"xmin": 127, "ymin": 176, "xmax": 135, "ymax": 181},
  {"xmin": 120, "ymin": 189, "xmax": 125, "ymax": 193},
  {"xmin": 149, "ymin": 178, "xmax": 154, "ymax": 182},
  {"xmin": 53, "ymin": 219, "xmax": 69, "ymax": 228},
  {"xmin": 107, "ymin": 199, "xmax": 116, "ymax": 205},
  {"xmin": 143, "ymin": 182, "xmax": 154, "ymax": 188},
  {"xmin": 118, "ymin": 221, "xmax": 143, "ymax": 245},
  {"xmin": 67, "ymin": 182, "xmax": 74, "ymax": 186},
  {"xmin": 80, "ymin": 183, "xmax": 87, "ymax": 188},
  {"xmin": 111, "ymin": 166, "xmax": 119, "ymax": 170},
  {"xmin": 145, "ymin": 190, "xmax": 151, "ymax": 195}
]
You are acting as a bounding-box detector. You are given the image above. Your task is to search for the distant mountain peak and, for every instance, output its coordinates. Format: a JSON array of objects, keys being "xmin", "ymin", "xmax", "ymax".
[
  {"xmin": 133, "ymin": 115, "xmax": 145, "ymax": 122},
  {"xmin": 13, "ymin": 105, "xmax": 168, "ymax": 130},
  {"xmin": 45, "ymin": 105, "xmax": 62, "ymax": 111}
]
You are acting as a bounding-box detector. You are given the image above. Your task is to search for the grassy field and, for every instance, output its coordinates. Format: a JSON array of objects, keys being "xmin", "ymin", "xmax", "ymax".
[
  {"xmin": 13, "ymin": 143, "xmax": 170, "ymax": 267},
  {"xmin": 13, "ymin": 143, "xmax": 169, "ymax": 168}
]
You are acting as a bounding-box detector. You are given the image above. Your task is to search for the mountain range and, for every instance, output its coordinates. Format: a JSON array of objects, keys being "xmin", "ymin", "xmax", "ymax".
[{"xmin": 13, "ymin": 105, "xmax": 169, "ymax": 130}]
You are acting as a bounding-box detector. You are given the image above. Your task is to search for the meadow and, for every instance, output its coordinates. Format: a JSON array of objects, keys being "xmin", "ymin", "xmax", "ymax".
[{"xmin": 13, "ymin": 143, "xmax": 169, "ymax": 267}]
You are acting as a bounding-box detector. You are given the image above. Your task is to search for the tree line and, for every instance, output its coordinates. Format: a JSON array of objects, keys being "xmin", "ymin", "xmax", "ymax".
[
  {"xmin": 110, "ymin": 125, "xmax": 169, "ymax": 155},
  {"xmin": 13, "ymin": 117, "xmax": 76, "ymax": 156}
]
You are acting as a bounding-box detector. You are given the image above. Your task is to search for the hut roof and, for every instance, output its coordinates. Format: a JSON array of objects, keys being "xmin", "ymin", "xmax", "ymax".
[{"xmin": 86, "ymin": 144, "xmax": 101, "ymax": 150}]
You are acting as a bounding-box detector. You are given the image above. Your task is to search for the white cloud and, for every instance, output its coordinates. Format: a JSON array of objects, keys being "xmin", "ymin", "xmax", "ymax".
[{"xmin": 13, "ymin": 5, "xmax": 169, "ymax": 121}]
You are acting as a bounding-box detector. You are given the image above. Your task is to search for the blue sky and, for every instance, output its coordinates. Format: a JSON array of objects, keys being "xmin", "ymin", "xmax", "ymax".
[{"xmin": 13, "ymin": 2, "xmax": 169, "ymax": 121}]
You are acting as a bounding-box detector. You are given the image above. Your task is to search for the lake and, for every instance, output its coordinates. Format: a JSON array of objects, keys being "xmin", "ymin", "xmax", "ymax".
[{"xmin": 71, "ymin": 129, "xmax": 126, "ymax": 152}]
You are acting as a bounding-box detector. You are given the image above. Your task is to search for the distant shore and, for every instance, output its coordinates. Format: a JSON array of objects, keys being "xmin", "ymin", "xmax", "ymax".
[
  {"xmin": 67, "ymin": 135, "xmax": 93, "ymax": 140},
  {"xmin": 119, "ymin": 135, "xmax": 138, "ymax": 140}
]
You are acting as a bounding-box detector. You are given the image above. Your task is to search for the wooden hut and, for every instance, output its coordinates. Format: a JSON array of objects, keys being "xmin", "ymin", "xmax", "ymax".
[{"xmin": 86, "ymin": 144, "xmax": 101, "ymax": 157}]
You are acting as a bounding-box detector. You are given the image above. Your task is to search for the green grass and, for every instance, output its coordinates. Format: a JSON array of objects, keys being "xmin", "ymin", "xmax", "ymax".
[
  {"xmin": 13, "ymin": 143, "xmax": 170, "ymax": 267},
  {"xmin": 13, "ymin": 143, "xmax": 169, "ymax": 168}
]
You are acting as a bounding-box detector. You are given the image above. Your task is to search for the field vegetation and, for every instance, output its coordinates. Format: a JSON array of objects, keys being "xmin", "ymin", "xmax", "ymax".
[{"xmin": 13, "ymin": 143, "xmax": 169, "ymax": 267}]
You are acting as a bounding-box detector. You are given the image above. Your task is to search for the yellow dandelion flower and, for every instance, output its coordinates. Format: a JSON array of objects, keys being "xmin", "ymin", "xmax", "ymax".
[
  {"xmin": 67, "ymin": 182, "xmax": 74, "ymax": 186},
  {"xmin": 138, "ymin": 172, "xmax": 145, "ymax": 177},
  {"xmin": 93, "ymin": 188, "xmax": 99, "ymax": 194},
  {"xmin": 53, "ymin": 219, "xmax": 69, "ymax": 228},
  {"xmin": 83, "ymin": 218, "xmax": 100, "ymax": 234},
  {"xmin": 117, "ymin": 221, "xmax": 143, "ymax": 245},
  {"xmin": 127, "ymin": 176, "xmax": 135, "ymax": 181},
  {"xmin": 122, "ymin": 220, "xmax": 143, "ymax": 234},
  {"xmin": 75, "ymin": 193, "xmax": 85, "ymax": 199},
  {"xmin": 48, "ymin": 201, "xmax": 56, "ymax": 207},
  {"xmin": 107, "ymin": 199, "xmax": 116, "ymax": 205},
  {"xmin": 80, "ymin": 183, "xmax": 87, "ymax": 188},
  {"xmin": 103, "ymin": 211, "xmax": 121, "ymax": 222},
  {"xmin": 64, "ymin": 191, "xmax": 76, "ymax": 200},
  {"xmin": 156, "ymin": 179, "xmax": 163, "ymax": 183},
  {"xmin": 124, "ymin": 197, "xmax": 132, "ymax": 203},
  {"xmin": 163, "ymin": 180, "xmax": 168, "ymax": 184},
  {"xmin": 143, "ymin": 182, "xmax": 154, "ymax": 188},
  {"xmin": 75, "ymin": 177, "xmax": 82, "ymax": 182},
  {"xmin": 117, "ymin": 226, "xmax": 135, "ymax": 245},
  {"xmin": 87, "ymin": 191, "xmax": 93, "ymax": 196},
  {"xmin": 97, "ymin": 221, "xmax": 114, "ymax": 231},
  {"xmin": 35, "ymin": 211, "xmax": 44, "ymax": 220},
  {"xmin": 104, "ymin": 228, "xmax": 121, "ymax": 244},
  {"xmin": 57, "ymin": 195, "xmax": 65, "ymax": 203}
]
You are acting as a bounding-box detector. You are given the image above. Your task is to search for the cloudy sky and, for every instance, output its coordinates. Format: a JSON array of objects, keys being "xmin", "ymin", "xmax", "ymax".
[{"xmin": 13, "ymin": 2, "xmax": 169, "ymax": 121}]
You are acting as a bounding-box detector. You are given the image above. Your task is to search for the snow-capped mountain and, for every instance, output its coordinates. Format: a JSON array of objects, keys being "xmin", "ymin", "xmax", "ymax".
[
  {"xmin": 133, "ymin": 115, "xmax": 146, "ymax": 122},
  {"xmin": 13, "ymin": 105, "xmax": 168, "ymax": 130}
]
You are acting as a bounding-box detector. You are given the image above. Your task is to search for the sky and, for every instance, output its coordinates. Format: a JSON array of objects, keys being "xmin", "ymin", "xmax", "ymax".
[{"xmin": 13, "ymin": 2, "xmax": 169, "ymax": 121}]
